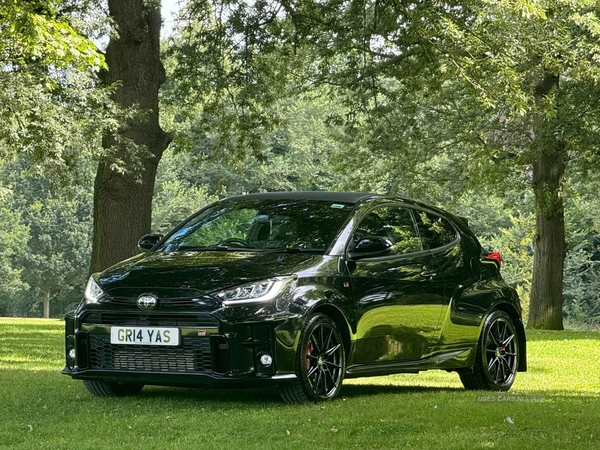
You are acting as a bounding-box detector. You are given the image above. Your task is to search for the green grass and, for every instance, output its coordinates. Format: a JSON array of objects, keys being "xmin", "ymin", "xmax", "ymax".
[{"xmin": 0, "ymin": 318, "xmax": 599, "ymax": 449}]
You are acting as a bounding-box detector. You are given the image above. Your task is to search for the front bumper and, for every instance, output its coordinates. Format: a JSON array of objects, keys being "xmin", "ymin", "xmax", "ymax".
[{"xmin": 62, "ymin": 310, "xmax": 300, "ymax": 387}]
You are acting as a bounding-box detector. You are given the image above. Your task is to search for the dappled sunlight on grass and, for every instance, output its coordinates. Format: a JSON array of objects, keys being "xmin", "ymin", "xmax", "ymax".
[
  {"xmin": 516, "ymin": 330, "xmax": 600, "ymax": 396},
  {"xmin": 0, "ymin": 318, "xmax": 64, "ymax": 371},
  {"xmin": 346, "ymin": 329, "xmax": 600, "ymax": 397},
  {"xmin": 1, "ymin": 319, "xmax": 599, "ymax": 449},
  {"xmin": 526, "ymin": 330, "xmax": 600, "ymax": 341}
]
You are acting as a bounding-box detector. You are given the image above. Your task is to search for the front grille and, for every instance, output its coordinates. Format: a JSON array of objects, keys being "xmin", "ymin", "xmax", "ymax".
[
  {"xmin": 88, "ymin": 335, "xmax": 212, "ymax": 373},
  {"xmin": 83, "ymin": 313, "xmax": 219, "ymax": 328},
  {"xmin": 111, "ymin": 297, "xmax": 199, "ymax": 307}
]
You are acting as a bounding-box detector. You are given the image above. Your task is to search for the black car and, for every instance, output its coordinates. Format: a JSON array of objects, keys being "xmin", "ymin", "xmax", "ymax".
[{"xmin": 63, "ymin": 192, "xmax": 526, "ymax": 403}]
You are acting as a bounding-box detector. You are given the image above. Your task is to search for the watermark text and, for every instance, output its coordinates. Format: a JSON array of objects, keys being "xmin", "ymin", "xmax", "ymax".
[{"xmin": 476, "ymin": 394, "xmax": 544, "ymax": 403}]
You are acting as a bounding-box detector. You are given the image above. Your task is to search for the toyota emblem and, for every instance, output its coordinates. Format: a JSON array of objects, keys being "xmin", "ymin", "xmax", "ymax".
[{"xmin": 137, "ymin": 294, "xmax": 158, "ymax": 310}]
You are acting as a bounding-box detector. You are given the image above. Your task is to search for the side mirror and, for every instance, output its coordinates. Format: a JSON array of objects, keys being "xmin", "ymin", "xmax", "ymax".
[
  {"xmin": 348, "ymin": 236, "xmax": 393, "ymax": 259},
  {"xmin": 138, "ymin": 234, "xmax": 163, "ymax": 252}
]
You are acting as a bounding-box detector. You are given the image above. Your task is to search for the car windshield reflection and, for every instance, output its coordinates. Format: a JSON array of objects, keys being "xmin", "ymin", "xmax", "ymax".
[{"xmin": 158, "ymin": 199, "xmax": 353, "ymax": 253}]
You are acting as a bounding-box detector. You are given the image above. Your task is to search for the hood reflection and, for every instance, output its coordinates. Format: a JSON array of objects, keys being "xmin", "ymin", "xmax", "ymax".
[{"xmin": 99, "ymin": 251, "xmax": 319, "ymax": 297}]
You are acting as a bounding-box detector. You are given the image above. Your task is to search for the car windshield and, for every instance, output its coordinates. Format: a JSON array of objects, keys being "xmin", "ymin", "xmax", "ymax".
[{"xmin": 158, "ymin": 199, "xmax": 354, "ymax": 253}]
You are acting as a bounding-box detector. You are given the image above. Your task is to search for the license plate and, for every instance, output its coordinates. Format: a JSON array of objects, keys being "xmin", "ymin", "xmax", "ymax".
[{"xmin": 110, "ymin": 326, "xmax": 180, "ymax": 346}]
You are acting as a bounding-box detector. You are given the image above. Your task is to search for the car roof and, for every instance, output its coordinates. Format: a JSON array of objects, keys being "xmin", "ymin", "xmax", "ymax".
[
  {"xmin": 221, "ymin": 192, "xmax": 445, "ymax": 213},
  {"xmin": 222, "ymin": 191, "xmax": 379, "ymax": 204}
]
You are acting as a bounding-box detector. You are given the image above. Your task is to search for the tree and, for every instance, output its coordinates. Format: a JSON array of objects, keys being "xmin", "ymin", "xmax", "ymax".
[
  {"xmin": 173, "ymin": 0, "xmax": 600, "ymax": 329},
  {"xmin": 0, "ymin": 1, "xmax": 111, "ymax": 316},
  {"xmin": 0, "ymin": 157, "xmax": 93, "ymax": 318},
  {"xmin": 20, "ymin": 196, "xmax": 92, "ymax": 318},
  {"xmin": 160, "ymin": 70, "xmax": 349, "ymax": 195},
  {"xmin": 369, "ymin": 0, "xmax": 600, "ymax": 330},
  {"xmin": 0, "ymin": 188, "xmax": 29, "ymax": 316},
  {"xmin": 1, "ymin": 1, "xmax": 165, "ymax": 275},
  {"xmin": 90, "ymin": 0, "xmax": 171, "ymax": 273}
]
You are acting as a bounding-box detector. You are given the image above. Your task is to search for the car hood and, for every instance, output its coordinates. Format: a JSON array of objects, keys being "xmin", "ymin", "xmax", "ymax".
[{"xmin": 98, "ymin": 251, "xmax": 320, "ymax": 298}]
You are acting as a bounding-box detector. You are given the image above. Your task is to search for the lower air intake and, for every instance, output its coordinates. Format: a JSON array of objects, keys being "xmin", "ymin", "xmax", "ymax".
[{"xmin": 88, "ymin": 334, "xmax": 212, "ymax": 373}]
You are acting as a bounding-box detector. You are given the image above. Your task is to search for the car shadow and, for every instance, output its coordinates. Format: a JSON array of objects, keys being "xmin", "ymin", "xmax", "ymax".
[
  {"xmin": 341, "ymin": 383, "xmax": 459, "ymax": 398},
  {"xmin": 138, "ymin": 382, "xmax": 460, "ymax": 405}
]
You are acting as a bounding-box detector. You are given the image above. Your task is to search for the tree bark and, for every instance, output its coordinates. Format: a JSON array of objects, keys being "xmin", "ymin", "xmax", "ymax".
[
  {"xmin": 90, "ymin": 0, "xmax": 171, "ymax": 273},
  {"xmin": 528, "ymin": 72, "xmax": 567, "ymax": 330}
]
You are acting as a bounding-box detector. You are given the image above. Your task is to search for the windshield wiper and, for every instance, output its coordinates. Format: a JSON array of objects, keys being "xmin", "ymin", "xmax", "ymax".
[
  {"xmin": 267, "ymin": 248, "xmax": 324, "ymax": 253},
  {"xmin": 173, "ymin": 246, "xmax": 323, "ymax": 253},
  {"xmin": 179, "ymin": 245, "xmax": 249, "ymax": 252}
]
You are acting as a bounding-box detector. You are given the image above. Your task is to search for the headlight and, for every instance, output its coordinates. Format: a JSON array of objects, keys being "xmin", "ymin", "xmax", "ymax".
[
  {"xmin": 216, "ymin": 276, "xmax": 295, "ymax": 306},
  {"xmin": 84, "ymin": 275, "xmax": 105, "ymax": 304}
]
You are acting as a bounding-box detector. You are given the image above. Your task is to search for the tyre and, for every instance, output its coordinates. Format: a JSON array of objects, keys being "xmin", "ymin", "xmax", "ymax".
[
  {"xmin": 279, "ymin": 313, "xmax": 346, "ymax": 404},
  {"xmin": 83, "ymin": 379, "xmax": 144, "ymax": 397},
  {"xmin": 460, "ymin": 310, "xmax": 519, "ymax": 391}
]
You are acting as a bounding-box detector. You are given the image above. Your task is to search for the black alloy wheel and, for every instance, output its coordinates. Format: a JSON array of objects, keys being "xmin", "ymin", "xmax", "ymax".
[
  {"xmin": 279, "ymin": 313, "xmax": 346, "ymax": 403},
  {"xmin": 460, "ymin": 310, "xmax": 519, "ymax": 391}
]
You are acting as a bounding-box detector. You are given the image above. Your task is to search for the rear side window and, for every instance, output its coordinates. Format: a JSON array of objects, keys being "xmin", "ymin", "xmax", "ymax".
[
  {"xmin": 354, "ymin": 206, "xmax": 422, "ymax": 254},
  {"xmin": 414, "ymin": 211, "xmax": 457, "ymax": 250}
]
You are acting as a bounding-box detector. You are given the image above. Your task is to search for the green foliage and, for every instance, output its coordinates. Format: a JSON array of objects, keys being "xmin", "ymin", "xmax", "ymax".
[
  {"xmin": 0, "ymin": 0, "xmax": 135, "ymax": 183},
  {"xmin": 164, "ymin": 1, "xmax": 295, "ymax": 157},
  {"xmin": 562, "ymin": 183, "xmax": 600, "ymax": 329},
  {"xmin": 0, "ymin": 0, "xmax": 105, "ymax": 70},
  {"xmin": 0, "ymin": 158, "xmax": 93, "ymax": 317},
  {"xmin": 563, "ymin": 236, "xmax": 600, "ymax": 329},
  {"xmin": 169, "ymin": 0, "xmax": 600, "ymax": 329},
  {"xmin": 449, "ymin": 191, "xmax": 535, "ymax": 317},
  {"xmin": 0, "ymin": 69, "xmax": 117, "ymax": 183},
  {"xmin": 0, "ymin": 191, "xmax": 29, "ymax": 314},
  {"xmin": 160, "ymin": 71, "xmax": 348, "ymax": 194},
  {"xmin": 175, "ymin": 0, "xmax": 600, "ymax": 189},
  {"xmin": 17, "ymin": 195, "xmax": 91, "ymax": 317},
  {"xmin": 152, "ymin": 178, "xmax": 218, "ymax": 235}
]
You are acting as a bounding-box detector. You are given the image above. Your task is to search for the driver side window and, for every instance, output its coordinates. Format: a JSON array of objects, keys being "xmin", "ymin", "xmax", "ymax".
[{"xmin": 354, "ymin": 206, "xmax": 422, "ymax": 255}]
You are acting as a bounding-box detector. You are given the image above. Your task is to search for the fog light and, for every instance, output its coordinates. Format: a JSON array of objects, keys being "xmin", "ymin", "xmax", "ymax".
[
  {"xmin": 260, "ymin": 354, "xmax": 273, "ymax": 367},
  {"xmin": 68, "ymin": 347, "xmax": 76, "ymax": 361}
]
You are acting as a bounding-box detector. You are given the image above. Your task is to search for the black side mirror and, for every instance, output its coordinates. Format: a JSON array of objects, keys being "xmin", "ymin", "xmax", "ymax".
[
  {"xmin": 138, "ymin": 234, "xmax": 163, "ymax": 252},
  {"xmin": 348, "ymin": 236, "xmax": 393, "ymax": 259}
]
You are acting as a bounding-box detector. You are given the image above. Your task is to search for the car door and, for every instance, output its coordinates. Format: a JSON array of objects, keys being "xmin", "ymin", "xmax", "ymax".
[
  {"xmin": 349, "ymin": 205, "xmax": 446, "ymax": 363},
  {"xmin": 412, "ymin": 209, "xmax": 465, "ymax": 331}
]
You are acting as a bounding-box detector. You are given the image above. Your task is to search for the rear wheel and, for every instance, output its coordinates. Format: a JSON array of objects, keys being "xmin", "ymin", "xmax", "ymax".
[
  {"xmin": 279, "ymin": 313, "xmax": 345, "ymax": 404},
  {"xmin": 83, "ymin": 379, "xmax": 144, "ymax": 397},
  {"xmin": 460, "ymin": 310, "xmax": 519, "ymax": 391}
]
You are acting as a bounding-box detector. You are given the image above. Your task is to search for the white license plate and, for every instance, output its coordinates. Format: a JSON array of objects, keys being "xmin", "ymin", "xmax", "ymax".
[{"xmin": 110, "ymin": 326, "xmax": 180, "ymax": 346}]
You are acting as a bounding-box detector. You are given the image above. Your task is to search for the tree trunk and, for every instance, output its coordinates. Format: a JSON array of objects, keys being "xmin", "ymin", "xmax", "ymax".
[
  {"xmin": 43, "ymin": 291, "xmax": 50, "ymax": 319},
  {"xmin": 528, "ymin": 73, "xmax": 567, "ymax": 330},
  {"xmin": 90, "ymin": 0, "xmax": 171, "ymax": 273}
]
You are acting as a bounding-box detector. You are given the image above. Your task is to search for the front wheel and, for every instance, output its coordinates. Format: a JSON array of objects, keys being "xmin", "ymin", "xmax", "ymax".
[
  {"xmin": 279, "ymin": 313, "xmax": 346, "ymax": 404},
  {"xmin": 83, "ymin": 379, "xmax": 144, "ymax": 397},
  {"xmin": 460, "ymin": 310, "xmax": 519, "ymax": 391}
]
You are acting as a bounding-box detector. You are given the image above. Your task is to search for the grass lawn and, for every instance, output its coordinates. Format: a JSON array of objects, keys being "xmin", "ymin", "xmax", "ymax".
[{"xmin": 0, "ymin": 318, "xmax": 599, "ymax": 449}]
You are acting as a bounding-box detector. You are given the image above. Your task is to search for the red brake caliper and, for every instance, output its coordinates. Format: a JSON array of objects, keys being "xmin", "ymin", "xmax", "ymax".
[{"xmin": 306, "ymin": 341, "xmax": 313, "ymax": 371}]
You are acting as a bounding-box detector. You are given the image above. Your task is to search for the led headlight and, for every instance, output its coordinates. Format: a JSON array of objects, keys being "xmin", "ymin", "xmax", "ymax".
[
  {"xmin": 216, "ymin": 276, "xmax": 295, "ymax": 306},
  {"xmin": 84, "ymin": 274, "xmax": 105, "ymax": 304}
]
